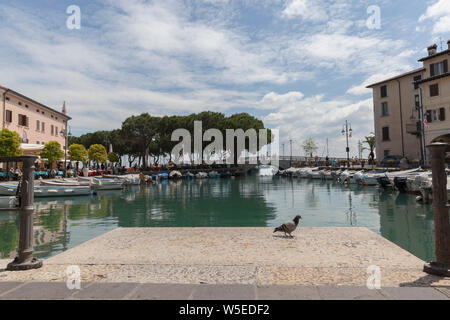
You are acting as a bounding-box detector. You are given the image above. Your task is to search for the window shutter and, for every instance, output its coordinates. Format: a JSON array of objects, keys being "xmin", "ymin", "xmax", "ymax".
[
  {"xmin": 430, "ymin": 63, "xmax": 435, "ymax": 77},
  {"xmin": 439, "ymin": 107, "xmax": 446, "ymax": 121}
]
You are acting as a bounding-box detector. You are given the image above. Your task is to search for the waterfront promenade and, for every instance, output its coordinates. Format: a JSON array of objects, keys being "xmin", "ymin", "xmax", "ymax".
[{"xmin": 0, "ymin": 227, "xmax": 449, "ymax": 299}]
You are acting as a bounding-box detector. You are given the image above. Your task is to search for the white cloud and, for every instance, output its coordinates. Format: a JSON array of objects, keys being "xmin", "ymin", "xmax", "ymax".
[
  {"xmin": 419, "ymin": 0, "xmax": 450, "ymax": 34},
  {"xmin": 282, "ymin": 0, "xmax": 328, "ymax": 21}
]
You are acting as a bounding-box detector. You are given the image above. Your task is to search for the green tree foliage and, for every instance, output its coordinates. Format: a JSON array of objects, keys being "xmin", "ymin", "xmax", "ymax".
[
  {"xmin": 41, "ymin": 141, "xmax": 64, "ymax": 167},
  {"xmin": 362, "ymin": 133, "xmax": 376, "ymax": 159},
  {"xmin": 88, "ymin": 144, "xmax": 107, "ymax": 164},
  {"xmin": 302, "ymin": 138, "xmax": 318, "ymax": 157},
  {"xmin": 0, "ymin": 129, "xmax": 23, "ymax": 157},
  {"xmin": 68, "ymin": 144, "xmax": 88, "ymax": 171},
  {"xmin": 107, "ymin": 152, "xmax": 120, "ymax": 163}
]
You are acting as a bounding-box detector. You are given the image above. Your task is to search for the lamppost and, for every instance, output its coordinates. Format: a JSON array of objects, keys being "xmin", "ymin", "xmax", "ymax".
[
  {"xmin": 60, "ymin": 127, "xmax": 72, "ymax": 178},
  {"xmin": 341, "ymin": 120, "xmax": 352, "ymax": 167}
]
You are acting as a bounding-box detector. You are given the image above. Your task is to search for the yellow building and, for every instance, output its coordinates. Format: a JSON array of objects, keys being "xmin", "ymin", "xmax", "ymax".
[{"xmin": 367, "ymin": 41, "xmax": 450, "ymax": 164}]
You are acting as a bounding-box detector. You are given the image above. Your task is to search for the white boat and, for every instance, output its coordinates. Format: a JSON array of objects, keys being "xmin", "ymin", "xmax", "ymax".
[
  {"xmin": 196, "ymin": 172, "xmax": 208, "ymax": 179},
  {"xmin": 39, "ymin": 178, "xmax": 89, "ymax": 187},
  {"xmin": 0, "ymin": 196, "xmax": 18, "ymax": 208},
  {"xmin": 310, "ymin": 169, "xmax": 324, "ymax": 180},
  {"xmin": 377, "ymin": 168, "xmax": 424, "ymax": 189},
  {"xmin": 78, "ymin": 176, "xmax": 124, "ymax": 190},
  {"xmin": 300, "ymin": 167, "xmax": 319, "ymax": 178},
  {"xmin": 169, "ymin": 171, "xmax": 183, "ymax": 179},
  {"xmin": 104, "ymin": 174, "xmax": 140, "ymax": 185},
  {"xmin": 339, "ymin": 170, "xmax": 360, "ymax": 184},
  {"xmin": 331, "ymin": 169, "xmax": 342, "ymax": 181},
  {"xmin": 259, "ymin": 165, "xmax": 279, "ymax": 177},
  {"xmin": 358, "ymin": 171, "xmax": 387, "ymax": 186},
  {"xmin": 0, "ymin": 184, "xmax": 91, "ymax": 197}
]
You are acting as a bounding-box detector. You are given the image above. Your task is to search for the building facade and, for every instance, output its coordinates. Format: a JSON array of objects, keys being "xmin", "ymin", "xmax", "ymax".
[
  {"xmin": 0, "ymin": 86, "xmax": 71, "ymax": 155},
  {"xmin": 367, "ymin": 41, "xmax": 450, "ymax": 164}
]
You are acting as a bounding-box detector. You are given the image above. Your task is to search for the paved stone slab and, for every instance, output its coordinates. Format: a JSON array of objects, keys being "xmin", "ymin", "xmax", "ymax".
[
  {"xmin": 1, "ymin": 282, "xmax": 75, "ymax": 300},
  {"xmin": 72, "ymin": 283, "xmax": 139, "ymax": 300},
  {"xmin": 382, "ymin": 287, "xmax": 449, "ymax": 300},
  {"xmin": 192, "ymin": 284, "xmax": 255, "ymax": 300},
  {"xmin": 127, "ymin": 284, "xmax": 197, "ymax": 300},
  {"xmin": 317, "ymin": 286, "xmax": 387, "ymax": 300},
  {"xmin": 257, "ymin": 285, "xmax": 320, "ymax": 300},
  {"xmin": 46, "ymin": 227, "xmax": 425, "ymax": 269},
  {"xmin": 0, "ymin": 282, "xmax": 23, "ymax": 296}
]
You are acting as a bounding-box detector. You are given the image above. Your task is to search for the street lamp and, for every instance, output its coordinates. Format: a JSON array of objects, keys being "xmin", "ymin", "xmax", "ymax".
[
  {"xmin": 60, "ymin": 127, "xmax": 72, "ymax": 177},
  {"xmin": 341, "ymin": 120, "xmax": 352, "ymax": 167}
]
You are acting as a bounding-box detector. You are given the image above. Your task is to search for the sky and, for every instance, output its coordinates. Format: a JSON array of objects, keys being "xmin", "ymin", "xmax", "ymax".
[{"xmin": 0, "ymin": 0, "xmax": 449, "ymax": 157}]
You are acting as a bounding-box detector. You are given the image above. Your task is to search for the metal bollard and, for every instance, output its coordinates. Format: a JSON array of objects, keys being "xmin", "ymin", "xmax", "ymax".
[
  {"xmin": 423, "ymin": 143, "xmax": 450, "ymax": 277},
  {"xmin": 0, "ymin": 156, "xmax": 43, "ymax": 271}
]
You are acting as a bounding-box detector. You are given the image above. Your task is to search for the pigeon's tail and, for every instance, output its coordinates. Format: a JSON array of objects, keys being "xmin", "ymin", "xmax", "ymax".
[{"xmin": 273, "ymin": 226, "xmax": 283, "ymax": 233}]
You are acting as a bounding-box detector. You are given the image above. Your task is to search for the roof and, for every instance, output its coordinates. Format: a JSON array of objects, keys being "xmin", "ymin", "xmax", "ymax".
[
  {"xmin": 416, "ymin": 72, "xmax": 450, "ymax": 84},
  {"xmin": 418, "ymin": 49, "xmax": 450, "ymax": 62},
  {"xmin": 0, "ymin": 86, "xmax": 71, "ymax": 120},
  {"xmin": 366, "ymin": 68, "xmax": 426, "ymax": 88}
]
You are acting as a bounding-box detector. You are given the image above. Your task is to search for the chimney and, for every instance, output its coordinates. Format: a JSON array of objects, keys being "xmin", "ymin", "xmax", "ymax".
[
  {"xmin": 62, "ymin": 101, "xmax": 67, "ymax": 115},
  {"xmin": 428, "ymin": 44, "xmax": 437, "ymax": 56}
]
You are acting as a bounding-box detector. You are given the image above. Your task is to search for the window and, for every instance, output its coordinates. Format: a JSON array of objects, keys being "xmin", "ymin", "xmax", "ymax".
[
  {"xmin": 36, "ymin": 120, "xmax": 40, "ymax": 131},
  {"xmin": 415, "ymin": 95, "xmax": 420, "ymax": 109},
  {"xmin": 18, "ymin": 102, "xmax": 22, "ymax": 106},
  {"xmin": 36, "ymin": 109, "xmax": 39, "ymax": 113},
  {"xmin": 25, "ymin": 104, "xmax": 28, "ymax": 108},
  {"xmin": 381, "ymin": 102, "xmax": 389, "ymax": 116},
  {"xmin": 380, "ymin": 85, "xmax": 387, "ymax": 98},
  {"xmin": 430, "ymin": 60, "xmax": 448, "ymax": 76},
  {"xmin": 382, "ymin": 127, "xmax": 390, "ymax": 141},
  {"xmin": 55, "ymin": 126, "xmax": 58, "ymax": 137},
  {"xmin": 430, "ymin": 84, "xmax": 439, "ymax": 97},
  {"xmin": 36, "ymin": 141, "xmax": 39, "ymax": 144},
  {"xmin": 5, "ymin": 110, "xmax": 12, "ymax": 123},
  {"xmin": 51, "ymin": 125, "xmax": 54, "ymax": 135},
  {"xmin": 439, "ymin": 107, "xmax": 446, "ymax": 121},
  {"xmin": 18, "ymin": 114, "xmax": 28, "ymax": 127},
  {"xmin": 41, "ymin": 122, "xmax": 45, "ymax": 132},
  {"xmin": 5, "ymin": 97, "xmax": 9, "ymax": 101},
  {"xmin": 414, "ymin": 75, "xmax": 422, "ymax": 89},
  {"xmin": 41, "ymin": 142, "xmax": 44, "ymax": 145},
  {"xmin": 426, "ymin": 110, "xmax": 432, "ymax": 123},
  {"xmin": 432, "ymin": 110, "xmax": 438, "ymax": 121}
]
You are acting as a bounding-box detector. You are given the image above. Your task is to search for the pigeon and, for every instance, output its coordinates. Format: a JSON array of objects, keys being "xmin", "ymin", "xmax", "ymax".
[{"xmin": 273, "ymin": 215, "xmax": 302, "ymax": 237}]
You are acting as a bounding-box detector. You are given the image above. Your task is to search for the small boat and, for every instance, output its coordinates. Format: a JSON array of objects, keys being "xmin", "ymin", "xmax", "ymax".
[
  {"xmin": 0, "ymin": 184, "xmax": 91, "ymax": 197},
  {"xmin": 169, "ymin": 171, "xmax": 183, "ymax": 179},
  {"xmin": 259, "ymin": 165, "xmax": 278, "ymax": 176},
  {"xmin": 377, "ymin": 168, "xmax": 423, "ymax": 190},
  {"xmin": 158, "ymin": 171, "xmax": 169, "ymax": 180},
  {"xmin": 310, "ymin": 169, "xmax": 324, "ymax": 180},
  {"xmin": 0, "ymin": 196, "xmax": 18, "ymax": 208},
  {"xmin": 331, "ymin": 169, "xmax": 342, "ymax": 181},
  {"xmin": 196, "ymin": 172, "xmax": 208, "ymax": 179},
  {"xmin": 103, "ymin": 174, "xmax": 140, "ymax": 185},
  {"xmin": 78, "ymin": 176, "xmax": 124, "ymax": 191}
]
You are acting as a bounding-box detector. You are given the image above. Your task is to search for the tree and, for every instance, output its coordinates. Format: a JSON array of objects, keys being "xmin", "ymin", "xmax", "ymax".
[
  {"xmin": 121, "ymin": 113, "xmax": 160, "ymax": 168},
  {"xmin": 0, "ymin": 129, "xmax": 22, "ymax": 157},
  {"xmin": 302, "ymin": 138, "xmax": 318, "ymax": 157},
  {"xmin": 88, "ymin": 144, "xmax": 107, "ymax": 167},
  {"xmin": 68, "ymin": 144, "xmax": 88, "ymax": 172},
  {"xmin": 362, "ymin": 133, "xmax": 376, "ymax": 165},
  {"xmin": 41, "ymin": 141, "xmax": 64, "ymax": 169},
  {"xmin": 107, "ymin": 152, "xmax": 120, "ymax": 164}
]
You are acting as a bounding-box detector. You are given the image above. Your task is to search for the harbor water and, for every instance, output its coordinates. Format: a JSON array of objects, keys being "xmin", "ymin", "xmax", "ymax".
[{"xmin": 0, "ymin": 175, "xmax": 435, "ymax": 261}]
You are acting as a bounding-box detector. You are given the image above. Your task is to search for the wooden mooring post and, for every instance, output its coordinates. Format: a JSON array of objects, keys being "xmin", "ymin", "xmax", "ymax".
[
  {"xmin": 423, "ymin": 143, "xmax": 450, "ymax": 277},
  {"xmin": 0, "ymin": 156, "xmax": 43, "ymax": 271}
]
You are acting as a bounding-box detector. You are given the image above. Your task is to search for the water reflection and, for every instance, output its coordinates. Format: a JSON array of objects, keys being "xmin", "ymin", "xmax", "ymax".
[{"xmin": 0, "ymin": 176, "xmax": 436, "ymax": 261}]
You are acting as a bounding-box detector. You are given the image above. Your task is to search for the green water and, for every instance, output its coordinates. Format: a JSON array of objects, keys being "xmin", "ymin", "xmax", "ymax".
[{"xmin": 0, "ymin": 175, "xmax": 435, "ymax": 261}]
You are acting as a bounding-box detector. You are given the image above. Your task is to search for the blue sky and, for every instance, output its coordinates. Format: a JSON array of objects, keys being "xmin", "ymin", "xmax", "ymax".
[{"xmin": 1, "ymin": 0, "xmax": 449, "ymax": 157}]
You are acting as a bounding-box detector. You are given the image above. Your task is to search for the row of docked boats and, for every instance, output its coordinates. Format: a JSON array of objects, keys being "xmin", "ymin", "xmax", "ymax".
[
  {"xmin": 151, "ymin": 170, "xmax": 234, "ymax": 180},
  {"xmin": 0, "ymin": 174, "xmax": 141, "ymax": 198},
  {"xmin": 278, "ymin": 166, "xmax": 450, "ymax": 200}
]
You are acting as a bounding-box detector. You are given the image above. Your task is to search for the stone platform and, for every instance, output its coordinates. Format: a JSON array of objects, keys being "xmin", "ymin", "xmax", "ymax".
[{"xmin": 0, "ymin": 227, "xmax": 449, "ymax": 288}]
